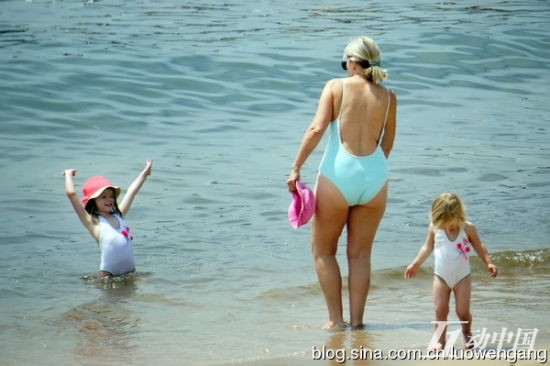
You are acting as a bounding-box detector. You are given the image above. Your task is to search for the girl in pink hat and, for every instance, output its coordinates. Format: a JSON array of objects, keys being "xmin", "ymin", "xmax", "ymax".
[{"xmin": 63, "ymin": 160, "xmax": 152, "ymax": 280}]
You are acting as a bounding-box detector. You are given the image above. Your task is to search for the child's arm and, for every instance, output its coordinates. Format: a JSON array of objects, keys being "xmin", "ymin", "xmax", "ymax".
[
  {"xmin": 63, "ymin": 169, "xmax": 99, "ymax": 241},
  {"xmin": 119, "ymin": 160, "xmax": 153, "ymax": 216},
  {"xmin": 465, "ymin": 221, "xmax": 498, "ymax": 278},
  {"xmin": 405, "ymin": 224, "xmax": 436, "ymax": 279}
]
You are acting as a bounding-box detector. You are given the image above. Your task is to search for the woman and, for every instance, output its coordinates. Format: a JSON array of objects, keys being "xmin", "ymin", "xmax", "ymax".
[{"xmin": 287, "ymin": 36, "xmax": 397, "ymax": 330}]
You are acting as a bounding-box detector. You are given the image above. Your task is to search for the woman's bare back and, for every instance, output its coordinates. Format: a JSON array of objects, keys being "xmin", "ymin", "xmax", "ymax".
[{"xmin": 334, "ymin": 76, "xmax": 390, "ymax": 156}]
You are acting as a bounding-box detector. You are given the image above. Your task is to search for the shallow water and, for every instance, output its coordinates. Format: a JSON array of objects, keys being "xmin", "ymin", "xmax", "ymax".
[{"xmin": 1, "ymin": 1, "xmax": 549, "ymax": 365}]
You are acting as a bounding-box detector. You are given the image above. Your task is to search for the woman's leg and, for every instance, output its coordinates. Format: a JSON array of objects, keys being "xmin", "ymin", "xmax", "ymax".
[
  {"xmin": 312, "ymin": 175, "xmax": 349, "ymax": 329},
  {"xmin": 346, "ymin": 184, "xmax": 387, "ymax": 328}
]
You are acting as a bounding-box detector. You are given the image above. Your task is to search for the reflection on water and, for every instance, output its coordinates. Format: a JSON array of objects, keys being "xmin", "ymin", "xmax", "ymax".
[
  {"xmin": 64, "ymin": 276, "xmax": 139, "ymax": 366},
  {"xmin": 317, "ymin": 330, "xmax": 376, "ymax": 366}
]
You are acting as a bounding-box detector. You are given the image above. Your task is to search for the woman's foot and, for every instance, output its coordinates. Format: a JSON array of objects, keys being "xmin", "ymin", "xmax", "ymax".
[{"xmin": 322, "ymin": 321, "xmax": 348, "ymax": 332}]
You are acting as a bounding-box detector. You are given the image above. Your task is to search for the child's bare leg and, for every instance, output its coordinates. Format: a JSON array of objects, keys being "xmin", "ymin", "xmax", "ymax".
[
  {"xmin": 433, "ymin": 276, "xmax": 451, "ymax": 348},
  {"xmin": 454, "ymin": 275, "xmax": 473, "ymax": 348}
]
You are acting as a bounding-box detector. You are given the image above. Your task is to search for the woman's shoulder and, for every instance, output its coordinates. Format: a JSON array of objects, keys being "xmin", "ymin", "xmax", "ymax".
[
  {"xmin": 321, "ymin": 78, "xmax": 346, "ymax": 99},
  {"xmin": 325, "ymin": 77, "xmax": 345, "ymax": 89},
  {"xmin": 367, "ymin": 80, "xmax": 396, "ymax": 97},
  {"xmin": 376, "ymin": 82, "xmax": 396, "ymax": 97}
]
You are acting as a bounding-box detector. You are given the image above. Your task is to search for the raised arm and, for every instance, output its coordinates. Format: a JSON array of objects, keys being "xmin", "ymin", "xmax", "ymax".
[
  {"xmin": 119, "ymin": 160, "xmax": 153, "ymax": 216},
  {"xmin": 465, "ymin": 221, "xmax": 498, "ymax": 278},
  {"xmin": 287, "ymin": 79, "xmax": 336, "ymax": 192},
  {"xmin": 405, "ymin": 224, "xmax": 436, "ymax": 279},
  {"xmin": 63, "ymin": 169, "xmax": 98, "ymax": 240}
]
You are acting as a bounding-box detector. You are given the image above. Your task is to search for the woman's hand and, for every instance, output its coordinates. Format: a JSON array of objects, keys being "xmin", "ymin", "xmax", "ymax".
[{"xmin": 287, "ymin": 169, "xmax": 300, "ymax": 193}]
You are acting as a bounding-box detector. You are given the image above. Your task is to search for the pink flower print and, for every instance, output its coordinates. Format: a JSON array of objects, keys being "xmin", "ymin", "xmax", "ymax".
[
  {"xmin": 121, "ymin": 226, "xmax": 134, "ymax": 241},
  {"xmin": 456, "ymin": 239, "xmax": 471, "ymax": 260}
]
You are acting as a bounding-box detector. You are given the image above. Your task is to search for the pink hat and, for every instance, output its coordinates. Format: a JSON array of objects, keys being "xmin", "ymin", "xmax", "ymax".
[
  {"xmin": 288, "ymin": 181, "xmax": 316, "ymax": 229},
  {"xmin": 81, "ymin": 176, "xmax": 121, "ymax": 206}
]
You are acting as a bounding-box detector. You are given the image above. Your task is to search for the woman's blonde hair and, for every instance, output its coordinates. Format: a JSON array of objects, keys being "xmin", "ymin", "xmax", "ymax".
[
  {"xmin": 430, "ymin": 192, "xmax": 467, "ymax": 229},
  {"xmin": 343, "ymin": 36, "xmax": 388, "ymax": 84}
]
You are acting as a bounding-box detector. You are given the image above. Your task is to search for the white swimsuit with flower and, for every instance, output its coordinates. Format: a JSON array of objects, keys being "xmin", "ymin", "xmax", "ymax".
[
  {"xmin": 434, "ymin": 227, "xmax": 471, "ymax": 288},
  {"xmin": 98, "ymin": 213, "xmax": 135, "ymax": 275}
]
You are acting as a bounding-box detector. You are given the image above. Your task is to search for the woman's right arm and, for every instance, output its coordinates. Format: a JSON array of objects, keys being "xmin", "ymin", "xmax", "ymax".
[
  {"xmin": 63, "ymin": 169, "xmax": 98, "ymax": 240},
  {"xmin": 287, "ymin": 79, "xmax": 337, "ymax": 192}
]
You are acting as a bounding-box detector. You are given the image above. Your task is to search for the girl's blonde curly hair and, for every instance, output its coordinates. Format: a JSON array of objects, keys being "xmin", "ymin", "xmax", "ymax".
[{"xmin": 430, "ymin": 192, "xmax": 467, "ymax": 229}]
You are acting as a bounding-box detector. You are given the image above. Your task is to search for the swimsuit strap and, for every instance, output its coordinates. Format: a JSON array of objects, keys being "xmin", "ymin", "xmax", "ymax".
[{"xmin": 377, "ymin": 89, "xmax": 391, "ymax": 146}]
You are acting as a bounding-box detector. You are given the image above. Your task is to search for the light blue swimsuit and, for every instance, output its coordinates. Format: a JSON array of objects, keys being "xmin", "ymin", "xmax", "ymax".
[{"xmin": 319, "ymin": 81, "xmax": 390, "ymax": 206}]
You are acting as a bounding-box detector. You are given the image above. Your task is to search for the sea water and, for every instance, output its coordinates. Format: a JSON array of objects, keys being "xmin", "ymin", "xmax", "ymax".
[{"xmin": 0, "ymin": 1, "xmax": 549, "ymax": 365}]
